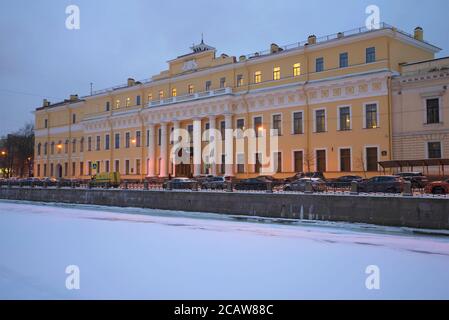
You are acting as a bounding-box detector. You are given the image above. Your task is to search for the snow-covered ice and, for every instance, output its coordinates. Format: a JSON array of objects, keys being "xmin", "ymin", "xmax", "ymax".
[{"xmin": 0, "ymin": 199, "xmax": 448, "ymax": 300}]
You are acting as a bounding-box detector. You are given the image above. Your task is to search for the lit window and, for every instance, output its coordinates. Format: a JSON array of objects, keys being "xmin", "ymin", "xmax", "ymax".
[
  {"xmin": 293, "ymin": 63, "xmax": 301, "ymax": 77},
  {"xmin": 237, "ymin": 74, "xmax": 244, "ymax": 87},
  {"xmin": 188, "ymin": 85, "xmax": 194, "ymax": 94},
  {"xmin": 115, "ymin": 100, "xmax": 120, "ymax": 109},
  {"xmin": 126, "ymin": 97, "xmax": 131, "ymax": 107},
  {"xmin": 254, "ymin": 71, "xmax": 262, "ymax": 84},
  {"xmin": 273, "ymin": 67, "xmax": 280, "ymax": 81},
  {"xmin": 148, "ymin": 93, "xmax": 152, "ymax": 102},
  {"xmin": 205, "ymin": 81, "xmax": 211, "ymax": 91},
  {"xmin": 159, "ymin": 90, "xmax": 164, "ymax": 99},
  {"xmin": 172, "ymin": 88, "xmax": 177, "ymax": 97},
  {"xmin": 365, "ymin": 104, "xmax": 378, "ymax": 129}
]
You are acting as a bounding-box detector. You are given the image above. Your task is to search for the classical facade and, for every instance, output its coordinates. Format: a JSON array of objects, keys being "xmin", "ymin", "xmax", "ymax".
[
  {"xmin": 390, "ymin": 57, "xmax": 449, "ymax": 174},
  {"xmin": 34, "ymin": 24, "xmax": 440, "ymax": 180}
]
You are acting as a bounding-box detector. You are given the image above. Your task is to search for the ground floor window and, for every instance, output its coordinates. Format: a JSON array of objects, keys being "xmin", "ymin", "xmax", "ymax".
[
  {"xmin": 115, "ymin": 160, "xmax": 120, "ymax": 173},
  {"xmin": 88, "ymin": 161, "xmax": 92, "ymax": 176},
  {"xmin": 105, "ymin": 160, "xmax": 110, "ymax": 173},
  {"xmin": 428, "ymin": 141, "xmax": 442, "ymax": 159},
  {"xmin": 43, "ymin": 164, "xmax": 47, "ymax": 177},
  {"xmin": 237, "ymin": 154, "xmax": 245, "ymax": 174},
  {"xmin": 316, "ymin": 150, "xmax": 326, "ymax": 172},
  {"xmin": 64, "ymin": 162, "xmax": 68, "ymax": 177},
  {"xmin": 136, "ymin": 159, "xmax": 141, "ymax": 175},
  {"xmin": 340, "ymin": 148, "xmax": 351, "ymax": 172},
  {"xmin": 72, "ymin": 162, "xmax": 76, "ymax": 176},
  {"xmin": 50, "ymin": 163, "xmax": 54, "ymax": 177},
  {"xmin": 221, "ymin": 154, "xmax": 225, "ymax": 174},
  {"xmin": 37, "ymin": 164, "xmax": 40, "ymax": 177},
  {"xmin": 366, "ymin": 147, "xmax": 378, "ymax": 172},
  {"xmin": 255, "ymin": 153, "xmax": 262, "ymax": 173},
  {"xmin": 125, "ymin": 160, "xmax": 130, "ymax": 175},
  {"xmin": 80, "ymin": 162, "xmax": 84, "ymax": 176},
  {"xmin": 274, "ymin": 152, "xmax": 282, "ymax": 173},
  {"xmin": 293, "ymin": 151, "xmax": 303, "ymax": 173}
]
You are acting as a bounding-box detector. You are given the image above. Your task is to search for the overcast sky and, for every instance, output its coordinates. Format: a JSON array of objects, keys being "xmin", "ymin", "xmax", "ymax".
[{"xmin": 1, "ymin": 0, "xmax": 448, "ymax": 136}]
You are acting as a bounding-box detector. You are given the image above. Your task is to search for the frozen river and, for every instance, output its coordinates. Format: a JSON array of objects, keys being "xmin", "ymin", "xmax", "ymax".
[{"xmin": 0, "ymin": 200, "xmax": 448, "ymax": 300}]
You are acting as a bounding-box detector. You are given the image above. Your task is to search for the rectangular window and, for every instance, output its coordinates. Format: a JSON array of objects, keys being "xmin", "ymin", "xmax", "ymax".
[
  {"xmin": 148, "ymin": 93, "xmax": 152, "ymax": 102},
  {"xmin": 106, "ymin": 101, "xmax": 110, "ymax": 111},
  {"xmin": 205, "ymin": 81, "xmax": 212, "ymax": 91},
  {"xmin": 72, "ymin": 162, "xmax": 76, "ymax": 176},
  {"xmin": 79, "ymin": 162, "xmax": 83, "ymax": 176},
  {"xmin": 96, "ymin": 136, "xmax": 101, "ymax": 151},
  {"xmin": 88, "ymin": 137, "xmax": 92, "ymax": 151},
  {"xmin": 146, "ymin": 130, "xmax": 150, "ymax": 147},
  {"xmin": 236, "ymin": 75, "xmax": 244, "ymax": 87},
  {"xmin": 115, "ymin": 160, "xmax": 120, "ymax": 173},
  {"xmin": 105, "ymin": 134, "xmax": 110, "ymax": 150},
  {"xmin": 254, "ymin": 71, "xmax": 262, "ymax": 84},
  {"xmin": 44, "ymin": 164, "xmax": 47, "ymax": 176},
  {"xmin": 428, "ymin": 142, "xmax": 442, "ymax": 159},
  {"xmin": 220, "ymin": 77, "xmax": 226, "ymax": 88},
  {"xmin": 316, "ymin": 57, "xmax": 324, "ymax": 72},
  {"xmin": 125, "ymin": 132, "xmax": 130, "ymax": 148},
  {"xmin": 136, "ymin": 159, "xmax": 141, "ymax": 175},
  {"xmin": 72, "ymin": 114, "xmax": 76, "ymax": 124},
  {"xmin": 315, "ymin": 109, "xmax": 326, "ymax": 133},
  {"xmin": 115, "ymin": 133, "xmax": 120, "ymax": 149},
  {"xmin": 273, "ymin": 67, "xmax": 280, "ymax": 80},
  {"xmin": 221, "ymin": 154, "xmax": 226, "ymax": 174},
  {"xmin": 126, "ymin": 97, "xmax": 131, "ymax": 107},
  {"xmin": 187, "ymin": 125, "xmax": 193, "ymax": 142},
  {"xmin": 44, "ymin": 119, "xmax": 48, "ymax": 128},
  {"xmin": 88, "ymin": 161, "xmax": 92, "ymax": 176},
  {"xmin": 272, "ymin": 114, "xmax": 282, "ymax": 135},
  {"xmin": 339, "ymin": 106, "xmax": 351, "ymax": 131},
  {"xmin": 136, "ymin": 131, "xmax": 141, "ymax": 147},
  {"xmin": 237, "ymin": 154, "xmax": 245, "ymax": 174},
  {"xmin": 254, "ymin": 116, "xmax": 262, "ymax": 137},
  {"xmin": 80, "ymin": 139, "xmax": 84, "ymax": 153},
  {"xmin": 293, "ymin": 112, "xmax": 303, "ymax": 134},
  {"xmin": 339, "ymin": 52, "xmax": 348, "ymax": 68},
  {"xmin": 294, "ymin": 151, "xmax": 303, "ymax": 173},
  {"xmin": 426, "ymin": 98, "xmax": 440, "ymax": 124},
  {"xmin": 293, "ymin": 63, "xmax": 301, "ymax": 77},
  {"xmin": 37, "ymin": 164, "xmax": 41, "ymax": 177},
  {"xmin": 366, "ymin": 47, "xmax": 376, "ymax": 63},
  {"xmin": 237, "ymin": 119, "xmax": 245, "ymax": 130},
  {"xmin": 365, "ymin": 104, "xmax": 378, "ymax": 129},
  {"xmin": 316, "ymin": 150, "xmax": 326, "ymax": 172},
  {"xmin": 159, "ymin": 90, "xmax": 164, "ymax": 100},
  {"xmin": 115, "ymin": 100, "xmax": 120, "ymax": 109},
  {"xmin": 72, "ymin": 139, "xmax": 76, "ymax": 153},
  {"xmin": 188, "ymin": 85, "xmax": 194, "ymax": 94},
  {"xmin": 340, "ymin": 149, "xmax": 351, "ymax": 172},
  {"xmin": 172, "ymin": 88, "xmax": 177, "ymax": 97},
  {"xmin": 158, "ymin": 128, "xmax": 162, "ymax": 146},
  {"xmin": 366, "ymin": 147, "xmax": 378, "ymax": 171},
  {"xmin": 255, "ymin": 153, "xmax": 262, "ymax": 174},
  {"xmin": 136, "ymin": 95, "xmax": 141, "ymax": 106},
  {"xmin": 105, "ymin": 160, "xmax": 110, "ymax": 173},
  {"xmin": 125, "ymin": 160, "xmax": 130, "ymax": 175}
]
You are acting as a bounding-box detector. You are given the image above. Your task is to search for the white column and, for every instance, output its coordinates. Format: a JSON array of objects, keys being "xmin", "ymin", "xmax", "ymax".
[
  {"xmin": 172, "ymin": 121, "xmax": 180, "ymax": 177},
  {"xmin": 208, "ymin": 115, "xmax": 217, "ymax": 176},
  {"xmin": 225, "ymin": 113, "xmax": 234, "ymax": 177},
  {"xmin": 159, "ymin": 123, "xmax": 168, "ymax": 178},
  {"xmin": 193, "ymin": 118, "xmax": 202, "ymax": 177},
  {"xmin": 147, "ymin": 124, "xmax": 156, "ymax": 177}
]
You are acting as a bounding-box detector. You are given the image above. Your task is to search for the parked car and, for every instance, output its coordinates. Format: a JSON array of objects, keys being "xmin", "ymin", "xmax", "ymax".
[
  {"xmin": 284, "ymin": 178, "xmax": 326, "ymax": 192},
  {"xmin": 357, "ymin": 176, "xmax": 404, "ymax": 193},
  {"xmin": 234, "ymin": 177, "xmax": 271, "ymax": 191},
  {"xmin": 285, "ymin": 172, "xmax": 326, "ymax": 183},
  {"xmin": 327, "ymin": 175, "xmax": 363, "ymax": 188},
  {"xmin": 424, "ymin": 179, "xmax": 449, "ymax": 195},
  {"xmin": 162, "ymin": 178, "xmax": 196, "ymax": 190},
  {"xmin": 255, "ymin": 175, "xmax": 284, "ymax": 186},
  {"xmin": 201, "ymin": 176, "xmax": 227, "ymax": 190},
  {"xmin": 395, "ymin": 172, "xmax": 428, "ymax": 188}
]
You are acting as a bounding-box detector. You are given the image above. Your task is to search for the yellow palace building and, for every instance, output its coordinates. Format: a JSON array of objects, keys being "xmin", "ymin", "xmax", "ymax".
[{"xmin": 33, "ymin": 23, "xmax": 441, "ymax": 180}]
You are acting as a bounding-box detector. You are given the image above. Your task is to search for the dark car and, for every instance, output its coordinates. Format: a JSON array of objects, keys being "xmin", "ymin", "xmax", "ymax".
[
  {"xmin": 255, "ymin": 175, "xmax": 284, "ymax": 186},
  {"xmin": 201, "ymin": 176, "xmax": 227, "ymax": 190},
  {"xmin": 284, "ymin": 178, "xmax": 326, "ymax": 192},
  {"xmin": 327, "ymin": 175, "xmax": 363, "ymax": 188},
  {"xmin": 395, "ymin": 172, "xmax": 428, "ymax": 188},
  {"xmin": 162, "ymin": 178, "xmax": 196, "ymax": 190},
  {"xmin": 358, "ymin": 176, "xmax": 404, "ymax": 193},
  {"xmin": 234, "ymin": 177, "xmax": 270, "ymax": 191},
  {"xmin": 285, "ymin": 172, "xmax": 326, "ymax": 183}
]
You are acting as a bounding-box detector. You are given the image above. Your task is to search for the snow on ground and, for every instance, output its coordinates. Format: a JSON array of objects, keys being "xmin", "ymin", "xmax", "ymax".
[{"xmin": 0, "ymin": 199, "xmax": 448, "ymax": 300}]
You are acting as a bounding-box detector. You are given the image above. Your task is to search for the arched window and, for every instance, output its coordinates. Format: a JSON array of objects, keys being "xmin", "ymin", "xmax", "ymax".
[
  {"xmin": 44, "ymin": 142, "xmax": 48, "ymax": 155},
  {"xmin": 80, "ymin": 137, "xmax": 84, "ymax": 153},
  {"xmin": 72, "ymin": 139, "xmax": 77, "ymax": 153}
]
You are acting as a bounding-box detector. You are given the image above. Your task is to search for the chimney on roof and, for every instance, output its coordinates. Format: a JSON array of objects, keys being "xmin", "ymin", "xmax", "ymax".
[
  {"xmin": 270, "ymin": 43, "xmax": 282, "ymax": 54},
  {"xmin": 308, "ymin": 35, "xmax": 317, "ymax": 45},
  {"xmin": 42, "ymin": 99, "xmax": 50, "ymax": 107},
  {"xmin": 239, "ymin": 55, "xmax": 246, "ymax": 62},
  {"xmin": 337, "ymin": 32, "xmax": 344, "ymax": 39},
  {"xmin": 414, "ymin": 27, "xmax": 423, "ymax": 41},
  {"xmin": 127, "ymin": 78, "xmax": 135, "ymax": 86},
  {"xmin": 69, "ymin": 94, "xmax": 78, "ymax": 101}
]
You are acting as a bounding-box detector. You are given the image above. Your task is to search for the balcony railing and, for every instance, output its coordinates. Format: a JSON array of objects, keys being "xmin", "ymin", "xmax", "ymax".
[{"xmin": 148, "ymin": 87, "xmax": 232, "ymax": 108}]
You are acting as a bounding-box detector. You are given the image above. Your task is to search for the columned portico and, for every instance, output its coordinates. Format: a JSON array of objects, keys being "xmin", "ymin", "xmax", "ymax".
[
  {"xmin": 193, "ymin": 118, "xmax": 202, "ymax": 177},
  {"xmin": 159, "ymin": 123, "xmax": 168, "ymax": 178},
  {"xmin": 147, "ymin": 124, "xmax": 156, "ymax": 177},
  {"xmin": 224, "ymin": 113, "xmax": 234, "ymax": 177},
  {"xmin": 208, "ymin": 115, "xmax": 217, "ymax": 176}
]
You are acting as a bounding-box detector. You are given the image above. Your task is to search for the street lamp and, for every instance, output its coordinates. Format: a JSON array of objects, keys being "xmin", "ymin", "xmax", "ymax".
[{"xmin": 1, "ymin": 151, "xmax": 6, "ymax": 156}]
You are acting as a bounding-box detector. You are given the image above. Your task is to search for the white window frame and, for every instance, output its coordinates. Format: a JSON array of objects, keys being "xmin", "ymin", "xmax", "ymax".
[
  {"xmin": 338, "ymin": 147, "xmax": 353, "ymax": 172},
  {"xmin": 291, "ymin": 110, "xmax": 304, "ymax": 135},
  {"xmin": 364, "ymin": 145, "xmax": 380, "ymax": 172},
  {"xmin": 271, "ymin": 112, "xmax": 283, "ymax": 136},
  {"xmin": 272, "ymin": 150, "xmax": 283, "ymax": 173},
  {"xmin": 252, "ymin": 115, "xmax": 264, "ymax": 137},
  {"xmin": 313, "ymin": 108, "xmax": 327, "ymax": 133},
  {"xmin": 337, "ymin": 105, "xmax": 352, "ymax": 131},
  {"xmin": 291, "ymin": 149, "xmax": 305, "ymax": 173},
  {"xmin": 423, "ymin": 96, "xmax": 443, "ymax": 125},
  {"xmin": 104, "ymin": 133, "xmax": 110, "ymax": 150},
  {"xmin": 426, "ymin": 141, "xmax": 443, "ymax": 159},
  {"xmin": 314, "ymin": 148, "xmax": 328, "ymax": 172},
  {"xmin": 114, "ymin": 159, "xmax": 120, "ymax": 173},
  {"xmin": 363, "ymin": 101, "xmax": 380, "ymax": 129}
]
